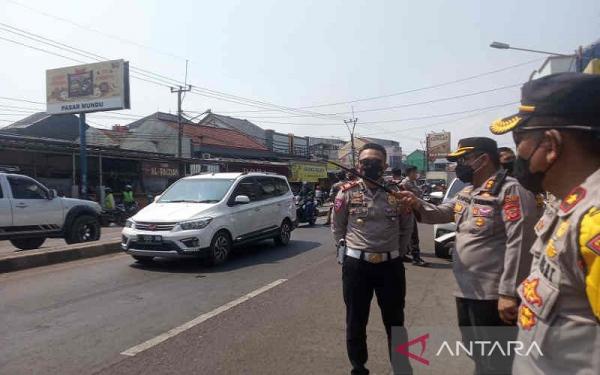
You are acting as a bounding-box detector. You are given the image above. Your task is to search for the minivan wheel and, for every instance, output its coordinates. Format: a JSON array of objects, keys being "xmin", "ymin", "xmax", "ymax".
[
  {"xmin": 10, "ymin": 237, "xmax": 46, "ymax": 250},
  {"xmin": 274, "ymin": 220, "xmax": 292, "ymax": 246},
  {"xmin": 208, "ymin": 231, "xmax": 231, "ymax": 266}
]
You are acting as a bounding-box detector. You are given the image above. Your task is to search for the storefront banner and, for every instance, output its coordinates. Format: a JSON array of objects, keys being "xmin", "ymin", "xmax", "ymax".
[{"xmin": 290, "ymin": 163, "xmax": 328, "ymax": 182}]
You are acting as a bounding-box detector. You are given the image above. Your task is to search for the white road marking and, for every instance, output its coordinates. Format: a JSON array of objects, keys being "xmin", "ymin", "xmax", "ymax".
[{"xmin": 120, "ymin": 278, "xmax": 288, "ymax": 356}]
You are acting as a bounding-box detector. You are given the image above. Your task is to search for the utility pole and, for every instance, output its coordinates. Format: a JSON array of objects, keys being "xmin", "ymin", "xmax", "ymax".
[
  {"xmin": 170, "ymin": 85, "xmax": 192, "ymax": 158},
  {"xmin": 344, "ymin": 107, "xmax": 358, "ymax": 168},
  {"xmin": 78, "ymin": 112, "xmax": 87, "ymax": 199}
]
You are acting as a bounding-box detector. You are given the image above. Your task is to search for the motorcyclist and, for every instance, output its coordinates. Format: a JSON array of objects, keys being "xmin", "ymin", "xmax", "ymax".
[
  {"xmin": 103, "ymin": 187, "xmax": 115, "ymax": 211},
  {"xmin": 122, "ymin": 184, "xmax": 136, "ymax": 209}
]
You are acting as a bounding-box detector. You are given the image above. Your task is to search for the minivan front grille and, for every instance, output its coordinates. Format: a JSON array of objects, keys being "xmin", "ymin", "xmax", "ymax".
[{"xmin": 135, "ymin": 222, "xmax": 177, "ymax": 231}]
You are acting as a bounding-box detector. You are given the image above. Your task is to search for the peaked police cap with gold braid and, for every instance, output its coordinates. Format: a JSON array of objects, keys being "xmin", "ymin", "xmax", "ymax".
[{"xmin": 490, "ymin": 73, "xmax": 600, "ymax": 135}]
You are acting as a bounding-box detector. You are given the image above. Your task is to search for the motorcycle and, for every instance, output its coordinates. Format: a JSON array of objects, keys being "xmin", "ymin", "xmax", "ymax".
[
  {"xmin": 295, "ymin": 195, "xmax": 317, "ymax": 226},
  {"xmin": 101, "ymin": 202, "xmax": 139, "ymax": 226}
]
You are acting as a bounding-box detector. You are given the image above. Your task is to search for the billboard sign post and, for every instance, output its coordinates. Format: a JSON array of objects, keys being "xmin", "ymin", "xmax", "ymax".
[
  {"xmin": 46, "ymin": 60, "xmax": 130, "ymax": 198},
  {"xmin": 426, "ymin": 132, "xmax": 451, "ymax": 164}
]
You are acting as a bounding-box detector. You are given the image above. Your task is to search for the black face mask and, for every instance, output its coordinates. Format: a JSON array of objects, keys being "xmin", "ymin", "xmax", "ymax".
[
  {"xmin": 360, "ymin": 159, "xmax": 384, "ymax": 181},
  {"xmin": 513, "ymin": 142, "xmax": 547, "ymax": 194},
  {"xmin": 501, "ymin": 161, "xmax": 514, "ymax": 175},
  {"xmin": 455, "ymin": 163, "xmax": 474, "ymax": 183}
]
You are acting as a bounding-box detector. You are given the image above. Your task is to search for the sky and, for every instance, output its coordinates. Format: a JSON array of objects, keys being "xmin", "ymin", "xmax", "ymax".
[{"xmin": 0, "ymin": 0, "xmax": 598, "ymax": 152}]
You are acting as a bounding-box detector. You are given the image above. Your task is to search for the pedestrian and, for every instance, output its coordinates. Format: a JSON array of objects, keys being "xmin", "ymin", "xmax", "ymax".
[
  {"xmin": 489, "ymin": 72, "xmax": 600, "ymax": 374},
  {"xmin": 332, "ymin": 143, "xmax": 413, "ymax": 375},
  {"xmin": 399, "ymin": 137, "xmax": 540, "ymax": 374},
  {"xmin": 400, "ymin": 166, "xmax": 428, "ymax": 267},
  {"xmin": 498, "ymin": 146, "xmax": 516, "ymax": 175}
]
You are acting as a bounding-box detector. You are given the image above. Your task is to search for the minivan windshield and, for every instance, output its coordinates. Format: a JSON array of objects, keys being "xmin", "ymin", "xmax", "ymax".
[{"xmin": 158, "ymin": 179, "xmax": 234, "ymax": 203}]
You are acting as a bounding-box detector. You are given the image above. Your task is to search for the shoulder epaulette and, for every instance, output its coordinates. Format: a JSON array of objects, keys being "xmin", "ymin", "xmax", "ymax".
[
  {"xmin": 341, "ymin": 181, "xmax": 360, "ymax": 192},
  {"xmin": 480, "ymin": 169, "xmax": 508, "ymax": 196}
]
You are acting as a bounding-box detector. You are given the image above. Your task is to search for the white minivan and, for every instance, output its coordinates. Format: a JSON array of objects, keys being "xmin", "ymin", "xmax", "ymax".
[{"xmin": 122, "ymin": 172, "xmax": 297, "ymax": 265}]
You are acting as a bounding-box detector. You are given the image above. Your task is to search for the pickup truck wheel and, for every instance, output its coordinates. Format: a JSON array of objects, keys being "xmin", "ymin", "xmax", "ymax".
[
  {"xmin": 10, "ymin": 238, "xmax": 46, "ymax": 250},
  {"xmin": 207, "ymin": 231, "xmax": 231, "ymax": 266},
  {"xmin": 66, "ymin": 215, "xmax": 101, "ymax": 244}
]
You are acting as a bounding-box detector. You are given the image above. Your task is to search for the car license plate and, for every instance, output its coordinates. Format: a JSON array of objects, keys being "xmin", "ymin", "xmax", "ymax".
[{"xmin": 138, "ymin": 235, "xmax": 162, "ymax": 244}]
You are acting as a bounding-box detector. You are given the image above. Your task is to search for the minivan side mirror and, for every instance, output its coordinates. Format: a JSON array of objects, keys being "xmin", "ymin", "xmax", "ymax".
[
  {"xmin": 48, "ymin": 189, "xmax": 57, "ymax": 200},
  {"xmin": 154, "ymin": 195, "xmax": 162, "ymax": 203},
  {"xmin": 234, "ymin": 195, "xmax": 250, "ymax": 204}
]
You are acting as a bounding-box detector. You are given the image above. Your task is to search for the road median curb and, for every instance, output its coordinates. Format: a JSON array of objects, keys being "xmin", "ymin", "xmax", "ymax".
[{"xmin": 0, "ymin": 241, "xmax": 122, "ymax": 273}]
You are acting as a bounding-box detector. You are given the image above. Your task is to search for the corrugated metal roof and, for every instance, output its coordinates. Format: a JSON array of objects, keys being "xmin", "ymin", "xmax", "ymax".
[{"xmin": 4, "ymin": 112, "xmax": 51, "ymax": 129}]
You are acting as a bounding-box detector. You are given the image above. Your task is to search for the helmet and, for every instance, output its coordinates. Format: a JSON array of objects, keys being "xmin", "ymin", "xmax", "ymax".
[
  {"xmin": 125, "ymin": 184, "xmax": 132, "ymax": 190},
  {"xmin": 105, "ymin": 187, "xmax": 112, "ymax": 193}
]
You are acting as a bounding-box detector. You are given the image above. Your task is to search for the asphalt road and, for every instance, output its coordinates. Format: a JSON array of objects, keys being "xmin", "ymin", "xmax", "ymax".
[
  {"xmin": 0, "ymin": 222, "xmax": 471, "ymax": 375},
  {"xmin": 0, "ymin": 226, "xmax": 123, "ymax": 255}
]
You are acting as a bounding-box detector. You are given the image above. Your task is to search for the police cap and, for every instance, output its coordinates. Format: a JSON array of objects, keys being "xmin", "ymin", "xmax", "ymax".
[
  {"xmin": 490, "ymin": 72, "xmax": 600, "ymax": 135},
  {"xmin": 447, "ymin": 137, "xmax": 498, "ymax": 162}
]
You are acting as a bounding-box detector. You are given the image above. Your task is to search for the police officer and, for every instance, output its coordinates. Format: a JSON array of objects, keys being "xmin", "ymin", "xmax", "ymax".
[
  {"xmin": 399, "ymin": 137, "xmax": 539, "ymax": 374},
  {"xmin": 489, "ymin": 72, "xmax": 600, "ymax": 374},
  {"xmin": 332, "ymin": 143, "xmax": 413, "ymax": 375},
  {"xmin": 498, "ymin": 147, "xmax": 516, "ymax": 175},
  {"xmin": 400, "ymin": 166, "xmax": 428, "ymax": 267}
]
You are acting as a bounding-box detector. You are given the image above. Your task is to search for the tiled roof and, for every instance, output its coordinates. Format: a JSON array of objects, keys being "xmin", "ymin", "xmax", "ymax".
[{"xmin": 167, "ymin": 123, "xmax": 268, "ymax": 151}]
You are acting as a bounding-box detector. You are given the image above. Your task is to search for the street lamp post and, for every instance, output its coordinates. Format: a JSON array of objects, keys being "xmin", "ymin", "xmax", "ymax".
[{"xmin": 489, "ymin": 41, "xmax": 572, "ymax": 57}]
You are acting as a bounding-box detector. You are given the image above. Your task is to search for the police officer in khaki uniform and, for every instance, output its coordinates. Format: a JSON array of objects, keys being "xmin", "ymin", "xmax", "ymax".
[
  {"xmin": 400, "ymin": 166, "xmax": 428, "ymax": 266},
  {"xmin": 332, "ymin": 143, "xmax": 413, "ymax": 375},
  {"xmin": 489, "ymin": 72, "xmax": 600, "ymax": 374},
  {"xmin": 399, "ymin": 137, "xmax": 540, "ymax": 374}
]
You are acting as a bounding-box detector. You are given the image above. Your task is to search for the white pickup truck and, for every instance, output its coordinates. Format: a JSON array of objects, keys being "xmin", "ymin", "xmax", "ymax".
[{"xmin": 0, "ymin": 173, "xmax": 102, "ymax": 250}]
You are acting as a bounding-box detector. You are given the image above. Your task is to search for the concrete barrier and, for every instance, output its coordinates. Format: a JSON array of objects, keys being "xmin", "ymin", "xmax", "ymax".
[{"xmin": 0, "ymin": 241, "xmax": 121, "ymax": 273}]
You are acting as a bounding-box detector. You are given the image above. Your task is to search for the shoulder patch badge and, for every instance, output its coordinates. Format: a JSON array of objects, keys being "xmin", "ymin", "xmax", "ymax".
[
  {"xmin": 560, "ymin": 186, "xmax": 586, "ymax": 213},
  {"xmin": 503, "ymin": 195, "xmax": 521, "ymax": 222},
  {"xmin": 587, "ymin": 234, "xmax": 600, "ymax": 256},
  {"xmin": 578, "ymin": 207, "xmax": 600, "ymax": 320}
]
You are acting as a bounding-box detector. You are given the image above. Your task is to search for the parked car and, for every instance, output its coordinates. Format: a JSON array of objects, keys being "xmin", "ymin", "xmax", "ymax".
[
  {"xmin": 0, "ymin": 173, "xmax": 102, "ymax": 250},
  {"xmin": 121, "ymin": 172, "xmax": 297, "ymax": 265},
  {"xmin": 433, "ymin": 178, "xmax": 468, "ymax": 259}
]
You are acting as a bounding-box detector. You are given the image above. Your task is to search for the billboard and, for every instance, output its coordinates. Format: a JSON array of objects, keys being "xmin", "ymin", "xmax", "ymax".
[
  {"xmin": 290, "ymin": 162, "xmax": 328, "ymax": 182},
  {"xmin": 426, "ymin": 132, "xmax": 451, "ymax": 162},
  {"xmin": 46, "ymin": 59, "xmax": 130, "ymax": 114}
]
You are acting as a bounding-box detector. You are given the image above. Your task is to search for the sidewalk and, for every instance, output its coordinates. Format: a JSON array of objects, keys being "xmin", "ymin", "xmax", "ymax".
[{"xmin": 0, "ymin": 227, "xmax": 123, "ymax": 273}]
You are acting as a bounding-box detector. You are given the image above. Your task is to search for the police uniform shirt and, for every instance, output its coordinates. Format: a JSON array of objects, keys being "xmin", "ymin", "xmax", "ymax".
[
  {"xmin": 332, "ymin": 179, "xmax": 413, "ymax": 254},
  {"xmin": 400, "ymin": 177, "xmax": 423, "ymax": 199},
  {"xmin": 513, "ymin": 168, "xmax": 600, "ymax": 375},
  {"xmin": 417, "ymin": 174, "xmax": 540, "ymax": 300}
]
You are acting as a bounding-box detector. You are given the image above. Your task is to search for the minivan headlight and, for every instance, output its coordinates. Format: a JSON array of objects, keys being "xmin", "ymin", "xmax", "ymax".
[
  {"xmin": 125, "ymin": 219, "xmax": 135, "ymax": 229},
  {"xmin": 176, "ymin": 217, "xmax": 213, "ymax": 231}
]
